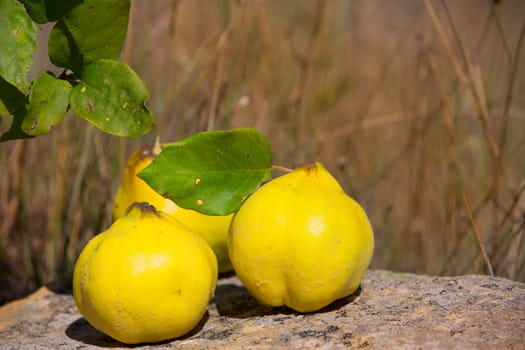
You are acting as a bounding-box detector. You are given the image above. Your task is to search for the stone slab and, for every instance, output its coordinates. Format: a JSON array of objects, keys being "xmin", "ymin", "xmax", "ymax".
[{"xmin": 0, "ymin": 270, "xmax": 523, "ymax": 349}]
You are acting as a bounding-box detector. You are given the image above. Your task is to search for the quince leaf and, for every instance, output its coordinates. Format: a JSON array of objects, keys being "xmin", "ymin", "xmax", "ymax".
[
  {"xmin": 48, "ymin": 0, "xmax": 129, "ymax": 73},
  {"xmin": 0, "ymin": 103, "xmax": 35, "ymax": 142},
  {"xmin": 69, "ymin": 59, "xmax": 154, "ymax": 137},
  {"xmin": 0, "ymin": 0, "xmax": 37, "ymax": 93},
  {"xmin": 21, "ymin": 71, "xmax": 71, "ymax": 135},
  {"xmin": 138, "ymin": 128, "xmax": 274, "ymax": 216},
  {"xmin": 0, "ymin": 75, "xmax": 25, "ymax": 117},
  {"xmin": 21, "ymin": 0, "xmax": 80, "ymax": 24},
  {"xmin": 48, "ymin": 20, "xmax": 83, "ymax": 73}
]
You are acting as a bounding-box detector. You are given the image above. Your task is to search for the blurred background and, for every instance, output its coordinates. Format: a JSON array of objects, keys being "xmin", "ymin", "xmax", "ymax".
[{"xmin": 1, "ymin": 0, "xmax": 524, "ymax": 305}]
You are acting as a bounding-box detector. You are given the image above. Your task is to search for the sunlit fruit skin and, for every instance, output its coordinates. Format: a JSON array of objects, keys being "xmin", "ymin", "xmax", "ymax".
[
  {"xmin": 229, "ymin": 162, "xmax": 374, "ymax": 313},
  {"xmin": 113, "ymin": 144, "xmax": 234, "ymax": 273},
  {"xmin": 73, "ymin": 203, "xmax": 218, "ymax": 344}
]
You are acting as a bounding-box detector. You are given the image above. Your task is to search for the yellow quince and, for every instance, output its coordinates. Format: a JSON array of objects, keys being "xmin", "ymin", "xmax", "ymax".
[
  {"xmin": 73, "ymin": 202, "xmax": 218, "ymax": 344},
  {"xmin": 229, "ymin": 161, "xmax": 374, "ymax": 312}
]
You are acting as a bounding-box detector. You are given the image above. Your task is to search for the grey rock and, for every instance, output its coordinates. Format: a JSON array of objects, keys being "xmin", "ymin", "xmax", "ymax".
[{"xmin": 0, "ymin": 270, "xmax": 523, "ymax": 349}]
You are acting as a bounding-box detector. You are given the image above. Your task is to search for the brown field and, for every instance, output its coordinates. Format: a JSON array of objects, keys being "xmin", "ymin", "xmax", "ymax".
[{"xmin": 1, "ymin": 0, "xmax": 524, "ymax": 305}]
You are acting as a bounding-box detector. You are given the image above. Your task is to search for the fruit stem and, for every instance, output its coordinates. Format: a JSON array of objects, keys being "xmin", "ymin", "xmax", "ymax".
[
  {"xmin": 271, "ymin": 164, "xmax": 293, "ymax": 173},
  {"xmin": 125, "ymin": 202, "xmax": 159, "ymax": 216},
  {"xmin": 153, "ymin": 136, "xmax": 162, "ymax": 156}
]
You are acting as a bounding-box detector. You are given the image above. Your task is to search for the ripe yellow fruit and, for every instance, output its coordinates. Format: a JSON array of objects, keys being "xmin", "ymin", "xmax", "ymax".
[
  {"xmin": 112, "ymin": 144, "xmax": 171, "ymax": 219},
  {"xmin": 229, "ymin": 162, "xmax": 374, "ymax": 313},
  {"xmin": 73, "ymin": 202, "xmax": 218, "ymax": 344},
  {"xmin": 113, "ymin": 143, "xmax": 234, "ymax": 273}
]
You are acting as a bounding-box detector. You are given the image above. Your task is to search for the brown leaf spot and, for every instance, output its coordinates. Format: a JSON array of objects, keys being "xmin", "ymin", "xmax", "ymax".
[{"xmin": 86, "ymin": 101, "xmax": 94, "ymax": 112}]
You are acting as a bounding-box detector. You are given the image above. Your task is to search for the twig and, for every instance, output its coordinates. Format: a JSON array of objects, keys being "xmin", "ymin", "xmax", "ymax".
[
  {"xmin": 491, "ymin": 18, "xmax": 525, "ymax": 193},
  {"xmin": 444, "ymin": 0, "xmax": 500, "ymax": 159},
  {"xmin": 488, "ymin": 2, "xmax": 513, "ymax": 60},
  {"xmin": 497, "ymin": 181, "xmax": 525, "ymax": 234},
  {"xmin": 462, "ymin": 192, "xmax": 495, "ymax": 276},
  {"xmin": 0, "ymin": 140, "xmax": 24, "ymax": 244},
  {"xmin": 293, "ymin": 0, "xmax": 327, "ymax": 160},
  {"xmin": 207, "ymin": 2, "xmax": 244, "ymax": 130},
  {"xmin": 424, "ymin": 0, "xmax": 499, "ymax": 159},
  {"xmin": 271, "ymin": 165, "xmax": 293, "ymax": 173},
  {"xmin": 514, "ymin": 221, "xmax": 525, "ymax": 279},
  {"xmin": 317, "ymin": 111, "xmax": 417, "ymax": 144},
  {"xmin": 207, "ymin": 29, "xmax": 228, "ymax": 131},
  {"xmin": 63, "ymin": 125, "xmax": 95, "ymax": 269}
]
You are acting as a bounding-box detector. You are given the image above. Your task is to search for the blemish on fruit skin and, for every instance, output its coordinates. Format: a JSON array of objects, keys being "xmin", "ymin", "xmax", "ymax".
[
  {"xmin": 300, "ymin": 161, "xmax": 320, "ymax": 176},
  {"xmin": 197, "ymin": 198, "xmax": 204, "ymax": 206}
]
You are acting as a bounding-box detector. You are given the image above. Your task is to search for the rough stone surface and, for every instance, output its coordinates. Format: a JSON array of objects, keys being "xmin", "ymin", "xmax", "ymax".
[{"xmin": 0, "ymin": 270, "xmax": 523, "ymax": 349}]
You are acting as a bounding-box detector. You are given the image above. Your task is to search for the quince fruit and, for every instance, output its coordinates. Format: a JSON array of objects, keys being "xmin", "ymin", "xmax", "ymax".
[
  {"xmin": 73, "ymin": 202, "xmax": 218, "ymax": 344},
  {"xmin": 229, "ymin": 162, "xmax": 374, "ymax": 312},
  {"xmin": 113, "ymin": 142, "xmax": 234, "ymax": 273}
]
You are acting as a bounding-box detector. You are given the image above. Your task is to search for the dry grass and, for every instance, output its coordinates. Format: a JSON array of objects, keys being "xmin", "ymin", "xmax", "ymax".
[{"xmin": 1, "ymin": 0, "xmax": 524, "ymax": 304}]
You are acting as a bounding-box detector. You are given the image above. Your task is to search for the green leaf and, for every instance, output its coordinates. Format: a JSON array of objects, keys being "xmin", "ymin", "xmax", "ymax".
[
  {"xmin": 0, "ymin": 75, "xmax": 26, "ymax": 117},
  {"xmin": 48, "ymin": 20, "xmax": 83, "ymax": 73},
  {"xmin": 138, "ymin": 128, "xmax": 274, "ymax": 216},
  {"xmin": 21, "ymin": 0, "xmax": 80, "ymax": 23},
  {"xmin": 0, "ymin": 0, "xmax": 37, "ymax": 92},
  {"xmin": 21, "ymin": 0, "xmax": 47, "ymax": 23},
  {"xmin": 21, "ymin": 72, "xmax": 71, "ymax": 135},
  {"xmin": 0, "ymin": 103, "xmax": 34, "ymax": 142},
  {"xmin": 48, "ymin": 0, "xmax": 129, "ymax": 72},
  {"xmin": 69, "ymin": 59, "xmax": 154, "ymax": 137}
]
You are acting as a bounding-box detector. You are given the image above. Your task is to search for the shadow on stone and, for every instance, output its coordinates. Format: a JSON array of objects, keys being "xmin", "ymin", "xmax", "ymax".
[
  {"xmin": 65, "ymin": 317, "xmax": 125, "ymax": 348},
  {"xmin": 316, "ymin": 286, "xmax": 361, "ymax": 313},
  {"xmin": 214, "ymin": 283, "xmax": 277, "ymax": 318},
  {"xmin": 178, "ymin": 311, "xmax": 209, "ymax": 340},
  {"xmin": 65, "ymin": 312, "xmax": 209, "ymax": 347},
  {"xmin": 46, "ymin": 274, "xmax": 73, "ymax": 295},
  {"xmin": 218, "ymin": 270, "xmax": 237, "ymax": 279},
  {"xmin": 214, "ymin": 283, "xmax": 361, "ymax": 319}
]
